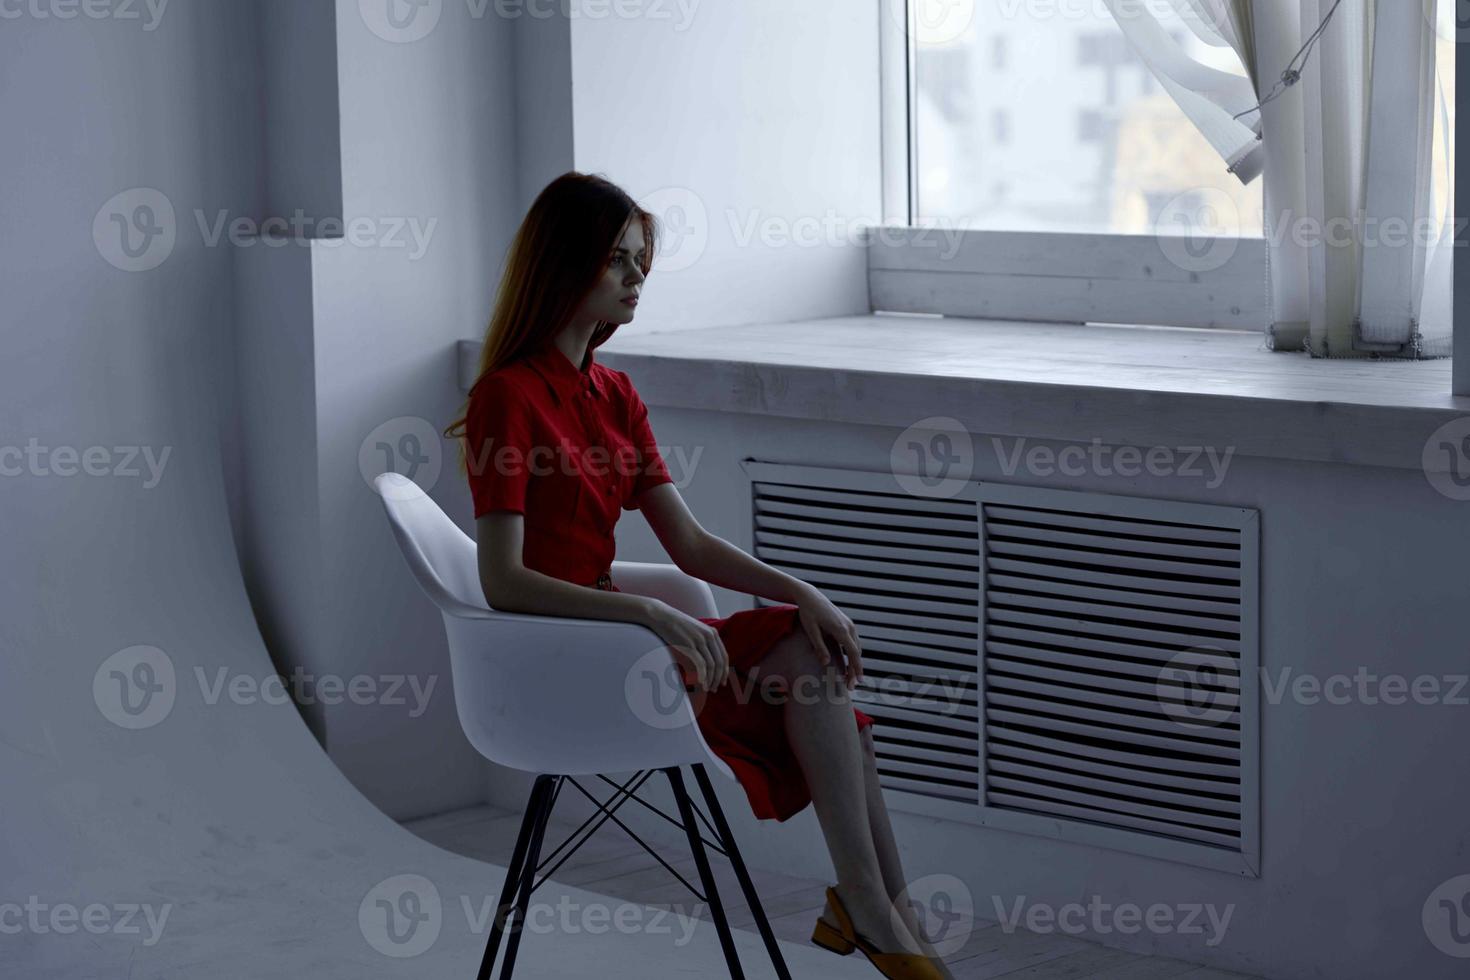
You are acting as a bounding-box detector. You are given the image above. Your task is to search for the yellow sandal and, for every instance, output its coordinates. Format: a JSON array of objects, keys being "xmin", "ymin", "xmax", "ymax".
[{"xmin": 810, "ymin": 885, "xmax": 945, "ymax": 980}]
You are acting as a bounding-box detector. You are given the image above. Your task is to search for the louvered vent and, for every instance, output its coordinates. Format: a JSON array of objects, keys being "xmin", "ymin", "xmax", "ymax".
[
  {"xmin": 743, "ymin": 463, "xmax": 1258, "ymax": 873},
  {"xmin": 981, "ymin": 488, "xmax": 1256, "ymax": 857},
  {"xmin": 749, "ymin": 475, "xmax": 981, "ymax": 805}
]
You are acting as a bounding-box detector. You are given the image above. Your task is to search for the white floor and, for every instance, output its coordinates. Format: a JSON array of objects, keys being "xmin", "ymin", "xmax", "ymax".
[
  {"xmin": 405, "ymin": 801, "xmax": 1269, "ymax": 980},
  {"xmin": 1, "ymin": 688, "xmax": 866, "ymax": 979}
]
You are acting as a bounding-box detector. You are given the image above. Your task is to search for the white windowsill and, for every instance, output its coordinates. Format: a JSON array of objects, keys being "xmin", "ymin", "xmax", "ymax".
[{"xmin": 457, "ymin": 313, "xmax": 1466, "ymax": 472}]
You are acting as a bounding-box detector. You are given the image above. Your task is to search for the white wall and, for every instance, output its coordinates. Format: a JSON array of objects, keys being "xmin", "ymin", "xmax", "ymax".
[
  {"xmin": 229, "ymin": 0, "xmax": 565, "ymax": 818},
  {"xmin": 0, "ymin": 2, "xmax": 263, "ymax": 632},
  {"xmin": 258, "ymin": 0, "xmax": 343, "ymax": 224},
  {"xmin": 234, "ymin": 245, "xmax": 328, "ymax": 740},
  {"xmin": 300, "ymin": 0, "xmax": 527, "ymax": 816},
  {"xmin": 569, "ymin": 0, "xmax": 883, "ymax": 333},
  {"xmin": 514, "ymin": 8, "xmax": 576, "ymax": 212}
]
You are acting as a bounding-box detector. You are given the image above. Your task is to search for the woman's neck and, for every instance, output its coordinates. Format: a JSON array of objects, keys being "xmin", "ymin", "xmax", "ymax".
[{"xmin": 553, "ymin": 322, "xmax": 599, "ymax": 372}]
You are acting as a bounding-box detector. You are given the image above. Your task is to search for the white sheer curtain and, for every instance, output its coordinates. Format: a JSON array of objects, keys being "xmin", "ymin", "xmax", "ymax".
[
  {"xmin": 1104, "ymin": 0, "xmax": 1453, "ymax": 358},
  {"xmin": 1357, "ymin": 1, "xmax": 1454, "ymax": 357},
  {"xmin": 1100, "ymin": 0, "xmax": 1264, "ymax": 182}
]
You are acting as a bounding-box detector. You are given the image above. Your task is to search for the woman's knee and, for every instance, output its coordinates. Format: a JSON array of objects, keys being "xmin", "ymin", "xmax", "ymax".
[{"xmin": 759, "ymin": 630, "xmax": 839, "ymax": 689}]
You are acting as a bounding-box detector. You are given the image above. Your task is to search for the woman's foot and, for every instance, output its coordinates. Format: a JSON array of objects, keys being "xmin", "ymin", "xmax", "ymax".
[
  {"xmin": 826, "ymin": 882, "xmax": 920, "ymax": 956},
  {"xmin": 889, "ymin": 899, "xmax": 958, "ymax": 978},
  {"xmin": 820, "ymin": 884, "xmax": 957, "ymax": 979}
]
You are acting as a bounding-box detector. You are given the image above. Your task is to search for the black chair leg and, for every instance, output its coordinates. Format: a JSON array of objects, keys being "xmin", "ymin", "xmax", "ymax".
[
  {"xmin": 499, "ymin": 774, "xmax": 559, "ymax": 980},
  {"xmin": 692, "ymin": 764, "xmax": 793, "ymax": 980},
  {"xmin": 666, "ymin": 766, "xmax": 744, "ymax": 979},
  {"xmin": 478, "ymin": 768, "xmax": 790, "ymax": 980},
  {"xmin": 477, "ymin": 774, "xmax": 557, "ymax": 980}
]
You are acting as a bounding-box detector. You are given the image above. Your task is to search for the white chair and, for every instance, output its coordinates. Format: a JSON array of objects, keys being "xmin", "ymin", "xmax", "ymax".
[{"xmin": 373, "ymin": 472, "xmax": 791, "ymax": 980}]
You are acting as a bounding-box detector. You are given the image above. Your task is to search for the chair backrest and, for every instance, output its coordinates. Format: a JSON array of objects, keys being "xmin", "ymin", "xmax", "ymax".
[{"xmin": 373, "ymin": 473, "xmax": 486, "ymax": 615}]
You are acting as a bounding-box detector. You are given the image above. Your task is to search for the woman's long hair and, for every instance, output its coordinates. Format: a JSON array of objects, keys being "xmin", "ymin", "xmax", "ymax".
[{"xmin": 443, "ymin": 171, "xmax": 657, "ymax": 474}]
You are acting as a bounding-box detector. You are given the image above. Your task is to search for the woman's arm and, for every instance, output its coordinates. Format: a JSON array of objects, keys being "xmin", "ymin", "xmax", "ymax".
[
  {"xmin": 637, "ymin": 483, "xmax": 864, "ymax": 685},
  {"xmin": 637, "ymin": 483, "xmax": 818, "ymax": 605},
  {"xmin": 477, "ymin": 510, "xmax": 736, "ymax": 690}
]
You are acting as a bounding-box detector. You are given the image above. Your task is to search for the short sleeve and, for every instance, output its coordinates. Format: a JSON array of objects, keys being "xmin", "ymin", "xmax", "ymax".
[
  {"xmin": 464, "ymin": 374, "xmax": 533, "ymax": 517},
  {"xmin": 623, "ymin": 384, "xmax": 674, "ymax": 510}
]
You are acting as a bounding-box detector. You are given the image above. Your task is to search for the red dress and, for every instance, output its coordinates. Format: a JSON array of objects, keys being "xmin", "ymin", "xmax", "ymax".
[{"xmin": 464, "ymin": 339, "xmax": 873, "ymax": 822}]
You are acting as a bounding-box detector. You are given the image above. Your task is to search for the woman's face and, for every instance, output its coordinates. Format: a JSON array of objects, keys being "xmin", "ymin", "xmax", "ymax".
[{"xmin": 582, "ymin": 218, "xmax": 647, "ymax": 326}]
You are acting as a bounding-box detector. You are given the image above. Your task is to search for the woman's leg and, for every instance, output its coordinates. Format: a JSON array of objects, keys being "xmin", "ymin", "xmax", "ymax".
[
  {"xmin": 747, "ymin": 630, "xmax": 920, "ymax": 954},
  {"xmin": 857, "ymin": 726, "xmax": 958, "ymax": 977}
]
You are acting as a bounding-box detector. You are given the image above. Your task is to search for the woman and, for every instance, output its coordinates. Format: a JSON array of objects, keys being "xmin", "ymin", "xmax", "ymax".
[{"xmin": 444, "ymin": 172, "xmax": 955, "ymax": 980}]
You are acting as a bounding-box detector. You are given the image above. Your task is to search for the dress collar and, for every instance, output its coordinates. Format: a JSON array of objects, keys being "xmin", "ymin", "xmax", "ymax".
[{"xmin": 524, "ymin": 339, "xmax": 606, "ymax": 406}]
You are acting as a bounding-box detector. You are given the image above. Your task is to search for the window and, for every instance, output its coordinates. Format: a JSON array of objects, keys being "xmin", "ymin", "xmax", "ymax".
[
  {"xmin": 880, "ymin": 0, "xmax": 1457, "ymax": 343},
  {"xmin": 909, "ymin": 3, "xmax": 1263, "ymax": 238}
]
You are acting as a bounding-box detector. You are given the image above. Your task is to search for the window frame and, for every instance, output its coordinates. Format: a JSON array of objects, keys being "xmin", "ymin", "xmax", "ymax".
[
  {"xmin": 1456, "ymin": 34, "xmax": 1468, "ymax": 395},
  {"xmin": 877, "ymin": 0, "xmax": 1269, "ymax": 332},
  {"xmin": 879, "ymin": 0, "xmax": 915, "ymax": 227}
]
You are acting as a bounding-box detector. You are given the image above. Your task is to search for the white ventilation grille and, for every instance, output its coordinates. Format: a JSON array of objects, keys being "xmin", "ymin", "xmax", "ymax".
[
  {"xmin": 981, "ymin": 488, "xmax": 1255, "ymax": 856},
  {"xmin": 743, "ymin": 463, "xmax": 1259, "ymax": 874},
  {"xmin": 748, "ymin": 475, "xmax": 981, "ymax": 805}
]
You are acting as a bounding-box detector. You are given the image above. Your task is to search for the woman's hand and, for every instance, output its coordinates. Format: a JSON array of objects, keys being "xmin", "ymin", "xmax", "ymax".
[
  {"xmin": 793, "ymin": 585, "xmax": 864, "ymax": 689},
  {"xmin": 640, "ymin": 599, "xmax": 731, "ymax": 692}
]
